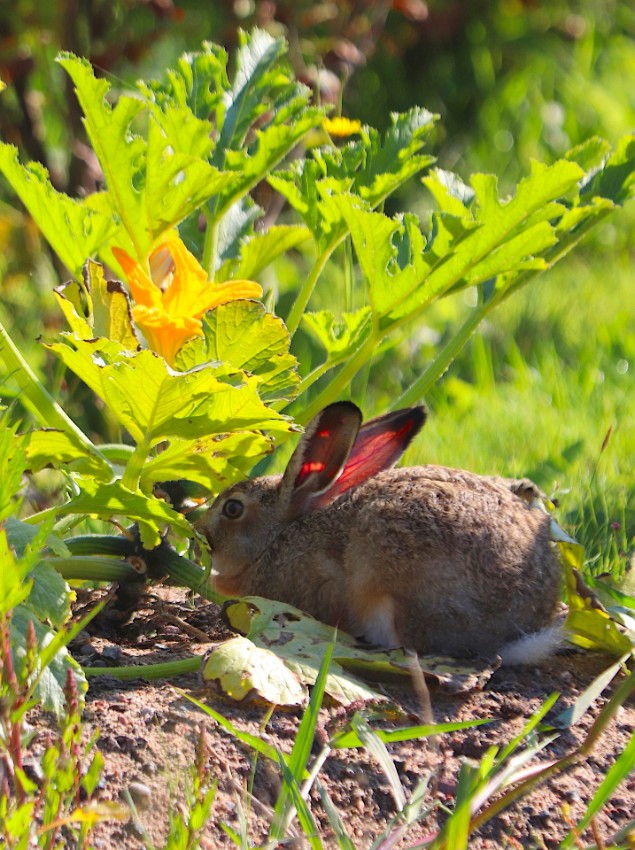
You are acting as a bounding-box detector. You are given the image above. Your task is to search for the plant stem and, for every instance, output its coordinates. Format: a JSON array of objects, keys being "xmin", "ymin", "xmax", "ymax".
[
  {"xmin": 84, "ymin": 655, "xmax": 202, "ymax": 680},
  {"xmin": 391, "ymin": 300, "xmax": 493, "ymax": 410},
  {"xmin": 121, "ymin": 438, "xmax": 151, "ymax": 491},
  {"xmin": 43, "ymin": 556, "xmax": 142, "ymax": 582},
  {"xmin": 295, "ymin": 333, "xmax": 378, "ymax": 424},
  {"xmin": 286, "ymin": 240, "xmax": 341, "ymax": 337},
  {"xmin": 65, "ymin": 535, "xmax": 135, "ymax": 557},
  {"xmin": 0, "ymin": 319, "xmax": 105, "ymax": 462},
  {"xmin": 203, "ymin": 214, "xmax": 220, "ymax": 280}
]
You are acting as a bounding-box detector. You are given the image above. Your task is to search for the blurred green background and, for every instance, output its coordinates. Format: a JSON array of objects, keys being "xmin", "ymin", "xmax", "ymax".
[{"xmin": 1, "ymin": 0, "xmax": 633, "ymax": 574}]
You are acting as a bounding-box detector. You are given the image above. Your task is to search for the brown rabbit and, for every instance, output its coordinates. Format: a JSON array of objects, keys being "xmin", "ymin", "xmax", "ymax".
[{"xmin": 197, "ymin": 403, "xmax": 563, "ymax": 663}]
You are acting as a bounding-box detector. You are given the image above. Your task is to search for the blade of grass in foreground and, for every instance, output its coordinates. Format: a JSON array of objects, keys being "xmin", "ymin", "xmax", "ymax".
[{"xmin": 269, "ymin": 636, "xmax": 335, "ymax": 842}]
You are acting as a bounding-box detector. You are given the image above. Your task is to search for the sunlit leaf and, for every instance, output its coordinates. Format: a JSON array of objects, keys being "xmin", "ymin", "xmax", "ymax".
[
  {"xmin": 0, "ymin": 144, "xmax": 116, "ymax": 279},
  {"xmin": 203, "ymin": 635, "xmax": 306, "ymax": 706},
  {"xmin": 26, "ymin": 429, "xmax": 112, "ymax": 481},
  {"xmin": 178, "ymin": 301, "xmax": 300, "ymax": 403}
]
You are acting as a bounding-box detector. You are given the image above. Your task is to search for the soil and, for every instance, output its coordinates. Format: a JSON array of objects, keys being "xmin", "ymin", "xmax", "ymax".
[{"xmin": 28, "ymin": 587, "xmax": 635, "ymax": 849}]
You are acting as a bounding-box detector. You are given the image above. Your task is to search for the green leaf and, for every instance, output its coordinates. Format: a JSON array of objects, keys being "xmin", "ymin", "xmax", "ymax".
[
  {"xmin": 0, "ymin": 144, "xmax": 116, "ymax": 279},
  {"xmin": 0, "ymin": 419, "xmax": 29, "ymax": 522},
  {"xmin": 302, "ymin": 308, "xmax": 372, "ymax": 362},
  {"xmin": 57, "ymin": 479, "xmax": 192, "ymax": 548},
  {"xmin": 46, "ymin": 338, "xmax": 291, "ymax": 445},
  {"xmin": 140, "ymin": 430, "xmax": 274, "ymax": 493},
  {"xmin": 57, "ymin": 53, "xmax": 234, "ymax": 261},
  {"xmin": 268, "ymin": 108, "xmax": 436, "ymax": 250},
  {"xmin": 216, "ymin": 224, "xmax": 310, "ymax": 282},
  {"xmin": 178, "ymin": 301, "xmax": 300, "ymax": 403},
  {"xmin": 0, "ymin": 527, "xmax": 32, "ymax": 615},
  {"xmin": 26, "ymin": 429, "xmax": 113, "ymax": 481},
  {"xmin": 9, "ymin": 606, "xmax": 87, "ymax": 716},
  {"xmin": 25, "ymin": 562, "xmax": 71, "ymax": 628}
]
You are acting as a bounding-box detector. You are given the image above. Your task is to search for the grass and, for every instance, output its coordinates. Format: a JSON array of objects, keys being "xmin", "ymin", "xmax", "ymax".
[{"xmin": 400, "ymin": 243, "xmax": 634, "ymax": 580}]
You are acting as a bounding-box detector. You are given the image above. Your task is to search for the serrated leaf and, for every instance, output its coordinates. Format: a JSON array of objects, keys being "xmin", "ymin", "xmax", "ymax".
[
  {"xmin": 178, "ymin": 301, "xmax": 300, "ymax": 403},
  {"xmin": 46, "ymin": 338, "xmax": 290, "ymax": 444},
  {"xmin": 424, "ymin": 168, "xmax": 476, "ymax": 216},
  {"xmin": 57, "ymin": 478, "xmax": 192, "ymax": 547},
  {"xmin": 140, "ymin": 430, "xmax": 274, "ymax": 492},
  {"xmin": 302, "ymin": 308, "xmax": 372, "ymax": 362},
  {"xmin": 217, "ymin": 224, "xmax": 310, "ymax": 282},
  {"xmin": 582, "ymin": 133, "xmax": 635, "ymax": 203},
  {"xmin": 0, "ymin": 144, "xmax": 116, "ymax": 279},
  {"xmin": 25, "ymin": 562, "xmax": 71, "ymax": 628},
  {"xmin": 25, "ymin": 428, "xmax": 113, "ymax": 480},
  {"xmin": 57, "ymin": 54, "xmax": 234, "ymax": 261},
  {"xmin": 268, "ymin": 108, "xmax": 436, "ymax": 250}
]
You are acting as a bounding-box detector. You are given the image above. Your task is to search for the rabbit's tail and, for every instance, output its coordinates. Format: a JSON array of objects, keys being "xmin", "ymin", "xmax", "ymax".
[{"xmin": 498, "ymin": 622, "xmax": 566, "ymax": 666}]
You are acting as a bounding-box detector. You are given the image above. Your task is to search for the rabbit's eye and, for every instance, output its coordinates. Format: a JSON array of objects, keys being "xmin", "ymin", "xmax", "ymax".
[{"xmin": 222, "ymin": 498, "xmax": 244, "ymax": 520}]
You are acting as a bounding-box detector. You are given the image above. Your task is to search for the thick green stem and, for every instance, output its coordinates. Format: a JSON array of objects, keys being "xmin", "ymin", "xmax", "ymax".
[
  {"xmin": 0, "ymin": 319, "xmax": 105, "ymax": 462},
  {"xmin": 286, "ymin": 240, "xmax": 341, "ymax": 337},
  {"xmin": 391, "ymin": 300, "xmax": 493, "ymax": 410},
  {"xmin": 44, "ymin": 556, "xmax": 141, "ymax": 582},
  {"xmin": 202, "ymin": 214, "xmax": 220, "ymax": 280},
  {"xmin": 65, "ymin": 535, "xmax": 135, "ymax": 557},
  {"xmin": 121, "ymin": 438, "xmax": 152, "ymax": 491}
]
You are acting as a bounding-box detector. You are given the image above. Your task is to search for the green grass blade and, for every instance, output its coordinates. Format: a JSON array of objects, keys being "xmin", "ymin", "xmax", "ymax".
[
  {"xmin": 315, "ymin": 779, "xmax": 357, "ymax": 850},
  {"xmin": 561, "ymin": 731, "xmax": 635, "ymax": 848},
  {"xmin": 183, "ymin": 693, "xmax": 281, "ymax": 763},
  {"xmin": 350, "ymin": 713, "xmax": 406, "ymax": 812},
  {"xmin": 269, "ymin": 636, "xmax": 335, "ymax": 839},
  {"xmin": 276, "ymin": 753, "xmax": 324, "ymax": 850},
  {"xmin": 330, "ymin": 717, "xmax": 491, "ymax": 749}
]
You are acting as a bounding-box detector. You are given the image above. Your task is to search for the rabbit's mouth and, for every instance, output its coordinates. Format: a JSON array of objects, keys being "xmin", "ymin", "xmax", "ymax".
[{"xmin": 212, "ymin": 573, "xmax": 245, "ymax": 596}]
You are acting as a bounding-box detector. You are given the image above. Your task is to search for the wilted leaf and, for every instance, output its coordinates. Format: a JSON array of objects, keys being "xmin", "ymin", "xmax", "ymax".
[
  {"xmin": 84, "ymin": 260, "xmax": 139, "ymax": 349},
  {"xmin": 203, "ymin": 635, "xmax": 306, "ymax": 706},
  {"xmin": 219, "ymin": 597, "xmax": 497, "ymax": 705}
]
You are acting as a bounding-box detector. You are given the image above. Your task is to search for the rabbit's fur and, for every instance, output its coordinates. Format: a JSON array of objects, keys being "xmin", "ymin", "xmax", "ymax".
[{"xmin": 197, "ymin": 402, "xmax": 563, "ymax": 662}]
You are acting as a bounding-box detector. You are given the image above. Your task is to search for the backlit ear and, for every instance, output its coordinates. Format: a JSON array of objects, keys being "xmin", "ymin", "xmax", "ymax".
[
  {"xmin": 309, "ymin": 406, "xmax": 426, "ymax": 509},
  {"xmin": 281, "ymin": 402, "xmax": 362, "ymax": 519}
]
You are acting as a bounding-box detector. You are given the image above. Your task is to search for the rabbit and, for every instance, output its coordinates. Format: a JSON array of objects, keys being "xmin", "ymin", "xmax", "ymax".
[{"xmin": 197, "ymin": 402, "xmax": 564, "ymax": 664}]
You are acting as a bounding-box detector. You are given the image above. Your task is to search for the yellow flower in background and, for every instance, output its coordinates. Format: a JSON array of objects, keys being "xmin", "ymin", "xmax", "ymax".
[
  {"xmin": 322, "ymin": 116, "xmax": 362, "ymax": 138},
  {"xmin": 113, "ymin": 232, "xmax": 262, "ymax": 364}
]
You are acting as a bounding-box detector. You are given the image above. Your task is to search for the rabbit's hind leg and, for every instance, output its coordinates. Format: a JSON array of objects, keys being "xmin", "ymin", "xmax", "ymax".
[{"xmin": 346, "ymin": 589, "xmax": 400, "ymax": 649}]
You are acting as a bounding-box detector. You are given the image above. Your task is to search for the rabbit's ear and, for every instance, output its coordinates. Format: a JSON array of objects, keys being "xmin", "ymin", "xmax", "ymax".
[
  {"xmin": 281, "ymin": 402, "xmax": 362, "ymax": 518},
  {"xmin": 310, "ymin": 406, "xmax": 426, "ymax": 509}
]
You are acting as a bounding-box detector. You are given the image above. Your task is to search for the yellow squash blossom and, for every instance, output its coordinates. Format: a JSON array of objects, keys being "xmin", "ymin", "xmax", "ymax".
[
  {"xmin": 113, "ymin": 232, "xmax": 262, "ymax": 364},
  {"xmin": 322, "ymin": 116, "xmax": 362, "ymax": 138}
]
